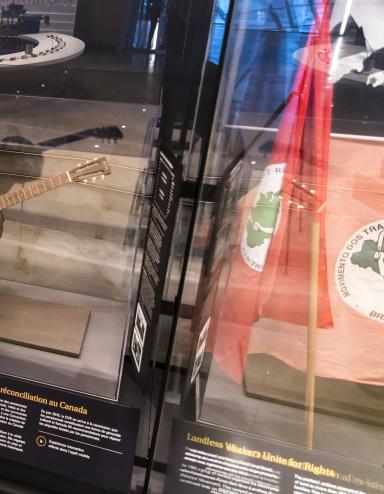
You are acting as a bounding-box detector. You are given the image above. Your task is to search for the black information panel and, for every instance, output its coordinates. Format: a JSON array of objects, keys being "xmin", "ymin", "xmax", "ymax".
[
  {"xmin": 166, "ymin": 420, "xmax": 384, "ymax": 494},
  {"xmin": 0, "ymin": 374, "xmax": 139, "ymax": 493},
  {"xmin": 130, "ymin": 146, "xmax": 182, "ymax": 381},
  {"xmin": 187, "ymin": 159, "xmax": 243, "ymax": 390}
]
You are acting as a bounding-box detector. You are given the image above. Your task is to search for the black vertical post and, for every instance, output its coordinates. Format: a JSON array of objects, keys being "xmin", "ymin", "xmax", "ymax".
[{"xmin": 142, "ymin": 0, "xmax": 237, "ymax": 491}]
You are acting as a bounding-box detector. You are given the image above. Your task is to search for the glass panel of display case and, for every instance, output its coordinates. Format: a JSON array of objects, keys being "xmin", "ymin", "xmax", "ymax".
[
  {"xmin": 198, "ymin": 0, "xmax": 384, "ymax": 454},
  {"xmin": 0, "ymin": 99, "xmax": 157, "ymax": 400},
  {"xmin": 149, "ymin": 0, "xmax": 384, "ymax": 492},
  {"xmin": 0, "ymin": 1, "xmax": 160, "ymax": 401}
]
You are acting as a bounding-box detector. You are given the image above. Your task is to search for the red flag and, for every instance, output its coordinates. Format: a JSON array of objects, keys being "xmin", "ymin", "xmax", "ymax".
[
  {"xmin": 209, "ymin": 0, "xmax": 334, "ymax": 382},
  {"xmin": 248, "ymin": 136, "xmax": 384, "ymax": 385}
]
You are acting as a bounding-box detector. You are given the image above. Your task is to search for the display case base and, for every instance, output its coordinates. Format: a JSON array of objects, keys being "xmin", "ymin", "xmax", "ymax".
[
  {"xmin": 244, "ymin": 354, "xmax": 384, "ymax": 427},
  {"xmin": 0, "ymin": 279, "xmax": 127, "ymax": 399},
  {"xmin": 0, "ymin": 293, "xmax": 89, "ymax": 356}
]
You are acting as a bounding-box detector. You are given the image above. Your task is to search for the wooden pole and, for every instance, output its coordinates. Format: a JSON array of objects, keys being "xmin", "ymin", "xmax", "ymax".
[{"xmin": 306, "ymin": 218, "xmax": 320, "ymax": 449}]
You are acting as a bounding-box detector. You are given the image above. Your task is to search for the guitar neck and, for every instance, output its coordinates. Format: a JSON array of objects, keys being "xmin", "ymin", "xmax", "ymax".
[{"xmin": 0, "ymin": 172, "xmax": 70, "ymax": 211}]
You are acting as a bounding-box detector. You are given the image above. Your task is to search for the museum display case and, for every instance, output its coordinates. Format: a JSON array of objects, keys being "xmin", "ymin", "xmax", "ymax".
[
  {"xmin": 0, "ymin": 96, "xmax": 158, "ymax": 400},
  {"xmin": 145, "ymin": 0, "xmax": 384, "ymax": 492},
  {"xmin": 0, "ymin": 1, "xmax": 166, "ymax": 492},
  {"xmin": 0, "ymin": 1, "xmax": 163, "ymax": 405},
  {"xmin": 6, "ymin": 0, "xmax": 384, "ymax": 492}
]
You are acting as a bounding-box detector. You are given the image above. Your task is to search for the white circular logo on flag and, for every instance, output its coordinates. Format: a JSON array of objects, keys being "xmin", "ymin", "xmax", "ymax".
[
  {"xmin": 240, "ymin": 163, "xmax": 285, "ymax": 272},
  {"xmin": 335, "ymin": 220, "xmax": 384, "ymax": 322}
]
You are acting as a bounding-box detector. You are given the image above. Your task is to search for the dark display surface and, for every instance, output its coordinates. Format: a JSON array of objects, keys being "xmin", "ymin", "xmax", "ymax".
[
  {"xmin": 0, "ymin": 37, "xmax": 38, "ymax": 56},
  {"xmin": 167, "ymin": 420, "xmax": 384, "ymax": 494},
  {"xmin": 0, "ymin": 374, "xmax": 139, "ymax": 493}
]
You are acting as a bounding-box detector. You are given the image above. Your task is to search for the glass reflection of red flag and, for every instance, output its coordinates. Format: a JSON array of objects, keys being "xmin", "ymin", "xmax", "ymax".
[{"xmin": 210, "ymin": 0, "xmax": 334, "ymax": 383}]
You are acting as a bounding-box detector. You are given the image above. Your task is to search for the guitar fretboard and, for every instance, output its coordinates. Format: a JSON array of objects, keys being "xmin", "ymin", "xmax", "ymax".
[{"xmin": 0, "ymin": 173, "xmax": 70, "ymax": 211}]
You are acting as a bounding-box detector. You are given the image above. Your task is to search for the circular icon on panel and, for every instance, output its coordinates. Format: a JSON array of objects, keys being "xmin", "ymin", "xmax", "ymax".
[
  {"xmin": 335, "ymin": 220, "xmax": 384, "ymax": 321},
  {"xmin": 36, "ymin": 435, "xmax": 46, "ymax": 447}
]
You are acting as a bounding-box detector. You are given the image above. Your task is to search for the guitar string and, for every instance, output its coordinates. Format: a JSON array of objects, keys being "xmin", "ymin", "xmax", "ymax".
[
  {"xmin": 0, "ymin": 173, "xmax": 68, "ymax": 210},
  {"xmin": 0, "ymin": 173, "xmax": 152, "ymax": 198}
]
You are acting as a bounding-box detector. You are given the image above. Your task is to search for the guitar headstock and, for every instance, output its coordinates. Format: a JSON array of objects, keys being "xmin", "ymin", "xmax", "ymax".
[{"xmin": 69, "ymin": 157, "xmax": 111, "ymax": 183}]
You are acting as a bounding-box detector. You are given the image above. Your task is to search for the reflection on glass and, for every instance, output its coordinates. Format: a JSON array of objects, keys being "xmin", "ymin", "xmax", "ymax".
[
  {"xmin": 184, "ymin": 0, "xmax": 384, "ymax": 464},
  {"xmin": 0, "ymin": 0, "xmax": 161, "ymax": 401}
]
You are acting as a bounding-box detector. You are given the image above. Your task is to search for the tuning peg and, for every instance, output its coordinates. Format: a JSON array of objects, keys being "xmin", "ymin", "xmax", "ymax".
[
  {"xmin": 84, "ymin": 179, "xmax": 88, "ymax": 184},
  {"xmin": 101, "ymin": 175, "xmax": 105, "ymax": 181},
  {"xmin": 92, "ymin": 177, "xmax": 96, "ymax": 183}
]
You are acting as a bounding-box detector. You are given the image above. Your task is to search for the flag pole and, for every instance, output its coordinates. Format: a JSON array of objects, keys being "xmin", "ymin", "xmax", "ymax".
[
  {"xmin": 306, "ymin": 213, "xmax": 320, "ymax": 449},
  {"xmin": 304, "ymin": 0, "xmax": 332, "ymax": 448}
]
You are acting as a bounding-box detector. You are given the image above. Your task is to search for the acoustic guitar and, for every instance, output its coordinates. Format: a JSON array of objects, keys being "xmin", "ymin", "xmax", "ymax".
[{"xmin": 0, "ymin": 156, "xmax": 110, "ymax": 236}]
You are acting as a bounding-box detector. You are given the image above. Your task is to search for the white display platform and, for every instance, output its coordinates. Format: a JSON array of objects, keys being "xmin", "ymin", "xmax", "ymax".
[{"xmin": 0, "ymin": 32, "xmax": 84, "ymax": 69}]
